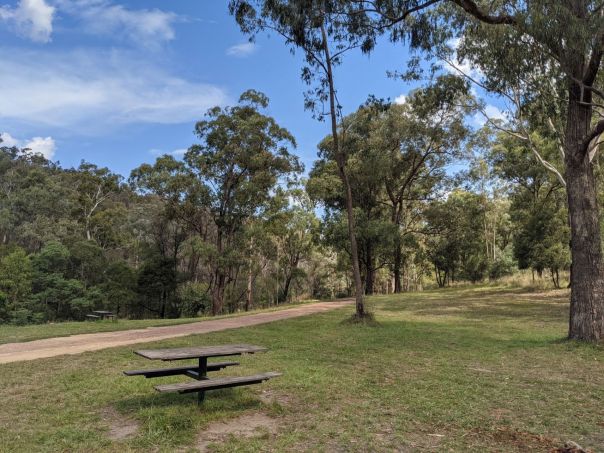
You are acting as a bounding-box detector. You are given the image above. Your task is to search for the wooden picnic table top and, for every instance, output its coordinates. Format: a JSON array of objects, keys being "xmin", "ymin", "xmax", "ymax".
[
  {"xmin": 92, "ymin": 310, "xmax": 114, "ymax": 315},
  {"xmin": 134, "ymin": 344, "xmax": 268, "ymax": 361}
]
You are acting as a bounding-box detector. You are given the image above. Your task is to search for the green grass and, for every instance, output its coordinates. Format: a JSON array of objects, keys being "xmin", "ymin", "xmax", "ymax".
[
  {"xmin": 1, "ymin": 286, "xmax": 602, "ymax": 452},
  {"xmin": 0, "ymin": 300, "xmax": 320, "ymax": 345}
]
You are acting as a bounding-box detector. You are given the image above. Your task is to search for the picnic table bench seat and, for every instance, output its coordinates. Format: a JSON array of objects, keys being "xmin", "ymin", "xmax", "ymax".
[
  {"xmin": 123, "ymin": 361, "xmax": 239, "ymax": 378},
  {"xmin": 124, "ymin": 344, "xmax": 280, "ymax": 405},
  {"xmin": 155, "ymin": 372, "xmax": 282, "ymax": 394}
]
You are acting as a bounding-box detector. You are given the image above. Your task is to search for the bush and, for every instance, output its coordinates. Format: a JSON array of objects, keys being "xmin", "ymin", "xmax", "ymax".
[
  {"xmin": 178, "ymin": 282, "xmax": 211, "ymax": 317},
  {"xmin": 489, "ymin": 252, "xmax": 517, "ymax": 280},
  {"xmin": 9, "ymin": 308, "xmax": 43, "ymax": 326}
]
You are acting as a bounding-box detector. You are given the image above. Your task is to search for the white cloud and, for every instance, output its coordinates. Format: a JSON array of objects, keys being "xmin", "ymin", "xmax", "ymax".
[
  {"xmin": 1, "ymin": 132, "xmax": 56, "ymax": 159},
  {"xmin": 149, "ymin": 148, "xmax": 187, "ymax": 158},
  {"xmin": 0, "ymin": 0, "xmax": 178, "ymax": 46},
  {"xmin": 0, "ymin": 48, "xmax": 229, "ymax": 130},
  {"xmin": 56, "ymin": 0, "xmax": 177, "ymax": 45},
  {"xmin": 25, "ymin": 136, "xmax": 56, "ymax": 158},
  {"xmin": 0, "ymin": 132, "xmax": 19, "ymax": 147},
  {"xmin": 170, "ymin": 148, "xmax": 187, "ymax": 157},
  {"xmin": 0, "ymin": 0, "xmax": 55, "ymax": 43},
  {"xmin": 226, "ymin": 42, "xmax": 256, "ymax": 57},
  {"xmin": 394, "ymin": 94, "xmax": 407, "ymax": 105}
]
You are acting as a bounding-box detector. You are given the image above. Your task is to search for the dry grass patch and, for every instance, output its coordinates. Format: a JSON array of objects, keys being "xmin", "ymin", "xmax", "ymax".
[
  {"xmin": 101, "ymin": 407, "xmax": 140, "ymax": 441},
  {"xmin": 195, "ymin": 413, "xmax": 278, "ymax": 452}
]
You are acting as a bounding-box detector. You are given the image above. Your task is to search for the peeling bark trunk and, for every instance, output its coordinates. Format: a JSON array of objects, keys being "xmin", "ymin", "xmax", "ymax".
[{"xmin": 565, "ymin": 91, "xmax": 604, "ymax": 341}]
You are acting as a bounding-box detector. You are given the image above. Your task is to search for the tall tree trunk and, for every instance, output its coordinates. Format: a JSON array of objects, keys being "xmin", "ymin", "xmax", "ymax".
[
  {"xmin": 212, "ymin": 230, "xmax": 226, "ymax": 315},
  {"xmin": 280, "ymin": 275, "xmax": 292, "ymax": 303},
  {"xmin": 85, "ymin": 215, "xmax": 92, "ymax": 241},
  {"xmin": 320, "ymin": 21, "xmax": 365, "ymax": 317},
  {"xmin": 160, "ymin": 289, "xmax": 166, "ymax": 319},
  {"xmin": 212, "ymin": 272, "xmax": 226, "ymax": 315},
  {"xmin": 565, "ymin": 87, "xmax": 604, "ymax": 342},
  {"xmin": 393, "ymin": 241, "xmax": 402, "ymax": 293},
  {"xmin": 245, "ymin": 267, "xmax": 253, "ymax": 311},
  {"xmin": 245, "ymin": 239, "xmax": 254, "ymax": 311},
  {"xmin": 365, "ymin": 266, "xmax": 374, "ymax": 295},
  {"xmin": 365, "ymin": 243, "xmax": 374, "ymax": 295}
]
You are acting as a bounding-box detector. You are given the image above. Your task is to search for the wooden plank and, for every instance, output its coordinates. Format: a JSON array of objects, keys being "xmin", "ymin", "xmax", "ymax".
[
  {"xmin": 155, "ymin": 372, "xmax": 282, "ymax": 394},
  {"xmin": 135, "ymin": 344, "xmax": 268, "ymax": 361},
  {"xmin": 123, "ymin": 361, "xmax": 239, "ymax": 378}
]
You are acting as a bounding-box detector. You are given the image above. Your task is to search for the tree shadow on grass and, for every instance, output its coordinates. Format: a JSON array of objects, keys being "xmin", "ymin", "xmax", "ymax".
[
  {"xmin": 372, "ymin": 316, "xmax": 569, "ymax": 354},
  {"xmin": 376, "ymin": 287, "xmax": 569, "ymax": 325},
  {"xmin": 414, "ymin": 299, "xmax": 568, "ymax": 324},
  {"xmin": 115, "ymin": 387, "xmax": 261, "ymax": 413}
]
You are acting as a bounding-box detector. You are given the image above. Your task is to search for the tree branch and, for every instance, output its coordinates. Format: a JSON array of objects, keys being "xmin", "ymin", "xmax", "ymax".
[
  {"xmin": 583, "ymin": 119, "xmax": 604, "ymax": 157},
  {"xmin": 449, "ymin": 0, "xmax": 517, "ymax": 25},
  {"xmin": 583, "ymin": 25, "xmax": 604, "ymax": 85}
]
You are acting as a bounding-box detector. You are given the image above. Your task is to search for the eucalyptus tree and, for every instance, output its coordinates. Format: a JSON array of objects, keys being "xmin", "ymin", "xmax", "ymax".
[
  {"xmin": 335, "ymin": 0, "xmax": 604, "ymax": 341},
  {"xmin": 190, "ymin": 90, "xmax": 300, "ymax": 314},
  {"xmin": 0, "ymin": 248, "xmax": 32, "ymax": 323},
  {"xmin": 491, "ymin": 131, "xmax": 570, "ymax": 287},
  {"xmin": 273, "ymin": 191, "xmax": 319, "ymax": 303},
  {"xmin": 425, "ymin": 190, "xmax": 489, "ymax": 285},
  {"xmin": 0, "ymin": 149, "xmax": 72, "ymax": 252},
  {"xmin": 65, "ymin": 162, "xmax": 122, "ymax": 242},
  {"xmin": 133, "ymin": 91, "xmax": 300, "ymax": 315},
  {"xmin": 375, "ymin": 76, "xmax": 472, "ymax": 291},
  {"xmin": 230, "ymin": 0, "xmax": 376, "ymax": 318},
  {"xmin": 307, "ymin": 112, "xmax": 396, "ymax": 295}
]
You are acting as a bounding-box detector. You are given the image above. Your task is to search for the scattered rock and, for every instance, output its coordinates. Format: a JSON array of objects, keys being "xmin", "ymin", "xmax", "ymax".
[{"xmin": 196, "ymin": 413, "xmax": 278, "ymax": 452}]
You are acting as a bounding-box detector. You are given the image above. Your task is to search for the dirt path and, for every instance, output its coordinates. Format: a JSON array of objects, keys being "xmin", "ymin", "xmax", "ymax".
[{"xmin": 0, "ymin": 300, "xmax": 353, "ymax": 364}]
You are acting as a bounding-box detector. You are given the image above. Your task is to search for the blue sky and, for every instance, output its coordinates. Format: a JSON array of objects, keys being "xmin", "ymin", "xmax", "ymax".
[{"xmin": 0, "ymin": 1, "xmax": 500, "ymax": 178}]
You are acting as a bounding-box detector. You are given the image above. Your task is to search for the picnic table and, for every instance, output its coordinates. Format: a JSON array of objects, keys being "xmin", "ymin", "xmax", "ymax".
[
  {"xmin": 86, "ymin": 310, "xmax": 116, "ymax": 321},
  {"xmin": 124, "ymin": 344, "xmax": 281, "ymax": 404}
]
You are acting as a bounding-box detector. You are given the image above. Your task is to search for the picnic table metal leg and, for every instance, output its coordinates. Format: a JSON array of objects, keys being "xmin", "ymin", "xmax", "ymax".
[{"xmin": 197, "ymin": 357, "xmax": 208, "ymax": 405}]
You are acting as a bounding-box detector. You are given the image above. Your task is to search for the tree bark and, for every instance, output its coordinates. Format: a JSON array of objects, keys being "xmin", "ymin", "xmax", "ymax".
[
  {"xmin": 280, "ymin": 274, "xmax": 293, "ymax": 303},
  {"xmin": 212, "ymin": 272, "xmax": 226, "ymax": 315},
  {"xmin": 565, "ymin": 90, "xmax": 604, "ymax": 342},
  {"xmin": 365, "ymin": 243, "xmax": 375, "ymax": 295},
  {"xmin": 320, "ymin": 20, "xmax": 366, "ymax": 317},
  {"xmin": 245, "ymin": 267, "xmax": 253, "ymax": 311},
  {"xmin": 393, "ymin": 241, "xmax": 402, "ymax": 293},
  {"xmin": 212, "ymin": 230, "xmax": 226, "ymax": 315},
  {"xmin": 245, "ymin": 239, "xmax": 254, "ymax": 311}
]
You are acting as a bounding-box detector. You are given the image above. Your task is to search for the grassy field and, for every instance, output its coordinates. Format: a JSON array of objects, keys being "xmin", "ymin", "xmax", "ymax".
[
  {"xmin": 0, "ymin": 300, "xmax": 319, "ymax": 345},
  {"xmin": 1, "ymin": 286, "xmax": 602, "ymax": 452}
]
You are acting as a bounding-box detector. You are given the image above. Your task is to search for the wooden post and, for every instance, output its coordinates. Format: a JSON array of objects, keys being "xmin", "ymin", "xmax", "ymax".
[{"xmin": 197, "ymin": 357, "xmax": 208, "ymax": 405}]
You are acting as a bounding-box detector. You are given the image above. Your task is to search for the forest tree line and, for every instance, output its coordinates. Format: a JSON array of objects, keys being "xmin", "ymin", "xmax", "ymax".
[{"xmin": 0, "ymin": 87, "xmax": 575, "ymax": 324}]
